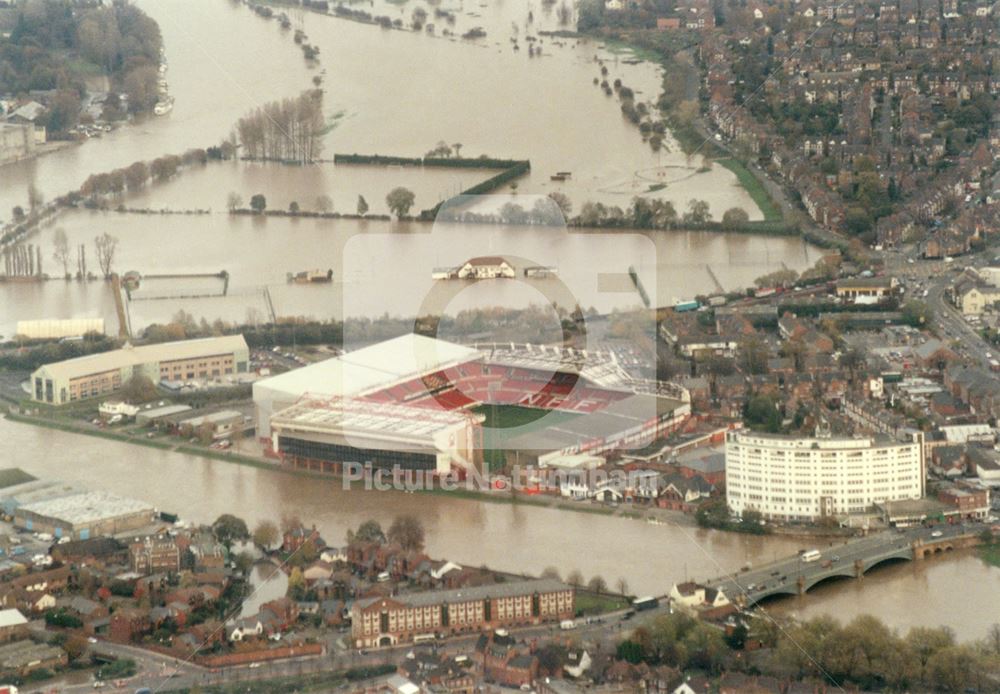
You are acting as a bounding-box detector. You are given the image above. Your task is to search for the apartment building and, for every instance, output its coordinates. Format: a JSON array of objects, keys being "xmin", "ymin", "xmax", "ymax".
[
  {"xmin": 351, "ymin": 579, "xmax": 573, "ymax": 648},
  {"xmin": 726, "ymin": 429, "xmax": 925, "ymax": 521}
]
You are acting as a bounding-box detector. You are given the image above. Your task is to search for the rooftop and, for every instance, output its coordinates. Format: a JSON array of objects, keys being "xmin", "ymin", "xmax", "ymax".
[
  {"xmin": 355, "ymin": 578, "xmax": 570, "ymax": 610},
  {"xmin": 34, "ymin": 335, "xmax": 248, "ymax": 381},
  {"xmin": 254, "ymin": 334, "xmax": 480, "ymax": 401},
  {"xmin": 0, "ymin": 609, "xmax": 27, "ymax": 629},
  {"xmin": 19, "ymin": 491, "xmax": 154, "ymax": 526},
  {"xmin": 271, "ymin": 396, "xmax": 475, "ymax": 443}
]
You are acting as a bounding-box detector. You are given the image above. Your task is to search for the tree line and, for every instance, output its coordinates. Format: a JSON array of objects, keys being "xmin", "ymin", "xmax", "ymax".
[{"xmin": 617, "ymin": 611, "xmax": 1000, "ymax": 693}]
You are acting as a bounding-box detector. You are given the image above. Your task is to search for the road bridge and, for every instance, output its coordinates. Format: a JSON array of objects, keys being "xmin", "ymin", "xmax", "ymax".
[{"xmin": 705, "ymin": 524, "xmax": 983, "ymax": 607}]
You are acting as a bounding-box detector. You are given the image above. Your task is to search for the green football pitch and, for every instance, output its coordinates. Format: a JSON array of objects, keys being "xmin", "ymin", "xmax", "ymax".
[{"xmin": 471, "ymin": 404, "xmax": 580, "ymax": 471}]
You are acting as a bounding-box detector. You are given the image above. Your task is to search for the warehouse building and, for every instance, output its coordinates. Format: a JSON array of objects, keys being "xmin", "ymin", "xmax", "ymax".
[
  {"xmin": 14, "ymin": 491, "xmax": 156, "ymax": 540},
  {"xmin": 30, "ymin": 335, "xmax": 249, "ymax": 405}
]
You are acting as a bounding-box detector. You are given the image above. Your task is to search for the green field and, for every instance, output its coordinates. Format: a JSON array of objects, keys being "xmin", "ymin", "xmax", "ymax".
[
  {"xmin": 575, "ymin": 591, "xmax": 631, "ymax": 616},
  {"xmin": 473, "ymin": 403, "xmax": 578, "ymax": 429},
  {"xmin": 716, "ymin": 157, "xmax": 783, "ymax": 222},
  {"xmin": 472, "ymin": 404, "xmax": 580, "ymax": 471}
]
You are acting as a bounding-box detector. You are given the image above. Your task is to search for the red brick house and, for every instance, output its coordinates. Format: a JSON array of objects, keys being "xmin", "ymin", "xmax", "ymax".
[
  {"xmin": 477, "ymin": 629, "xmax": 537, "ymax": 689},
  {"xmin": 109, "ymin": 608, "xmax": 150, "ymax": 643}
]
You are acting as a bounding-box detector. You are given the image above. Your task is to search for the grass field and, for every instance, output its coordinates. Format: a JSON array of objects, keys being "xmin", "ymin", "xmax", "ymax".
[
  {"xmin": 575, "ymin": 591, "xmax": 631, "ymax": 616},
  {"xmin": 472, "ymin": 404, "xmax": 580, "ymax": 471},
  {"xmin": 473, "ymin": 404, "xmax": 578, "ymax": 429},
  {"xmin": 716, "ymin": 157, "xmax": 784, "ymax": 222}
]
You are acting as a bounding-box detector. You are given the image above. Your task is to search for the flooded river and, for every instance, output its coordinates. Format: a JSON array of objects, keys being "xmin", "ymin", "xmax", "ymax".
[
  {"xmin": 1, "ymin": 0, "xmax": 820, "ymax": 336},
  {"xmin": 1, "ymin": 417, "xmax": 997, "ymax": 641},
  {"xmin": 1, "ymin": 205, "xmax": 819, "ymax": 337},
  {"xmin": 2, "ymin": 0, "xmax": 994, "ymax": 642}
]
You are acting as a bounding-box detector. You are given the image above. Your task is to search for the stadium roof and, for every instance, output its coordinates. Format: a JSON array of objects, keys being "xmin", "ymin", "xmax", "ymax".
[
  {"xmin": 271, "ymin": 396, "xmax": 475, "ymax": 444},
  {"xmin": 33, "ymin": 335, "xmax": 248, "ymax": 381},
  {"xmin": 476, "ymin": 342, "xmax": 634, "ymax": 388},
  {"xmin": 256, "ymin": 334, "xmax": 480, "ymax": 401}
]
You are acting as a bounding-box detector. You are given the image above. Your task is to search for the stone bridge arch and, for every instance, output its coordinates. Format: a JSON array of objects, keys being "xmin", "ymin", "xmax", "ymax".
[
  {"xmin": 800, "ymin": 570, "xmax": 857, "ymax": 593},
  {"xmin": 861, "ymin": 550, "xmax": 913, "ymax": 573}
]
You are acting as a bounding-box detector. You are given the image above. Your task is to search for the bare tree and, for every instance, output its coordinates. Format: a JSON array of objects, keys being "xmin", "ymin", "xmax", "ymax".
[
  {"xmin": 52, "ymin": 228, "xmax": 71, "ymax": 277},
  {"xmin": 226, "ymin": 192, "xmax": 243, "ymax": 212},
  {"xmin": 616, "ymin": 577, "xmax": 630, "ymax": 596},
  {"xmin": 94, "ymin": 233, "xmax": 119, "ymax": 278}
]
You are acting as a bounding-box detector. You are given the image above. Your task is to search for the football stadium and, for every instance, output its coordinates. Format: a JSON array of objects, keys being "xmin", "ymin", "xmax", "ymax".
[{"xmin": 253, "ymin": 334, "xmax": 690, "ymax": 476}]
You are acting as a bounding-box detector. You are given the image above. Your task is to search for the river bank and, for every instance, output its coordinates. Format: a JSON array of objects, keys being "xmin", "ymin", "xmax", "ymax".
[
  {"xmin": 0, "ymin": 410, "xmax": 698, "ymax": 525},
  {"xmin": 1, "ymin": 413, "xmax": 997, "ymax": 639}
]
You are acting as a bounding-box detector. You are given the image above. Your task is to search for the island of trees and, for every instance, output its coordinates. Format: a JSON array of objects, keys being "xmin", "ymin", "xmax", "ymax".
[{"xmin": 235, "ymin": 90, "xmax": 325, "ymax": 164}]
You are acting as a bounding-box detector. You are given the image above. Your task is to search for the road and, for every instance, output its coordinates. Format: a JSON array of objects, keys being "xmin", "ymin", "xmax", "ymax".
[
  {"xmin": 23, "ymin": 602, "xmax": 654, "ymax": 694},
  {"xmin": 706, "ymin": 523, "xmax": 982, "ymax": 606}
]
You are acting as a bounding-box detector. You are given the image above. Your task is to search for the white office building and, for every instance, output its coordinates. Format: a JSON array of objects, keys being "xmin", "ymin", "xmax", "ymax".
[{"xmin": 725, "ymin": 430, "xmax": 925, "ymax": 521}]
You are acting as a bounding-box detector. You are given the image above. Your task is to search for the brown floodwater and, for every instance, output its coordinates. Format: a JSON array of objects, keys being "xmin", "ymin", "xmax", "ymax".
[
  {"xmin": 1, "ymin": 0, "xmax": 815, "ymax": 335},
  {"xmin": 1, "ymin": 417, "xmax": 997, "ymax": 641}
]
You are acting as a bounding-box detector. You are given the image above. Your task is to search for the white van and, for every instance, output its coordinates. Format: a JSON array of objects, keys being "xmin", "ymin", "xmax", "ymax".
[
  {"xmin": 560, "ymin": 619, "xmax": 576, "ymax": 630},
  {"xmin": 801, "ymin": 549, "xmax": 821, "ymax": 563}
]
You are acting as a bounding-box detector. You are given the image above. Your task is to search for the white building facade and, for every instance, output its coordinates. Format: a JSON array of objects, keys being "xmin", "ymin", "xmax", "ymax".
[{"xmin": 725, "ymin": 430, "xmax": 925, "ymax": 521}]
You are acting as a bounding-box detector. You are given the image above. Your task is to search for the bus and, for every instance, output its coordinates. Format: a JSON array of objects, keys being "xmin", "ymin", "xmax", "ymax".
[
  {"xmin": 413, "ymin": 634, "xmax": 437, "ymax": 644},
  {"xmin": 632, "ymin": 596, "xmax": 659, "ymax": 611},
  {"xmin": 800, "ymin": 549, "xmax": 821, "ymax": 563}
]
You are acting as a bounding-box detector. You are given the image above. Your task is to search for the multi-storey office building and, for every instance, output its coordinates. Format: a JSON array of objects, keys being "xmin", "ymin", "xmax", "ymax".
[{"xmin": 30, "ymin": 335, "xmax": 249, "ymax": 405}]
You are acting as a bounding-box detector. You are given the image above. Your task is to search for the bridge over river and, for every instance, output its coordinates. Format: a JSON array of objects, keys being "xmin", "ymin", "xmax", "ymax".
[{"xmin": 705, "ymin": 523, "xmax": 985, "ymax": 606}]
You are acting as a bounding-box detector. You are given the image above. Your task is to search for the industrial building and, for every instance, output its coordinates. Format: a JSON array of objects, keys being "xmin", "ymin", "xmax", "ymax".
[
  {"xmin": 13, "ymin": 490, "xmax": 156, "ymax": 540},
  {"xmin": 351, "ymin": 579, "xmax": 574, "ymax": 648},
  {"xmin": 15, "ymin": 318, "xmax": 105, "ymax": 340},
  {"xmin": 725, "ymin": 429, "xmax": 925, "ymax": 522},
  {"xmin": 30, "ymin": 335, "xmax": 249, "ymax": 405}
]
